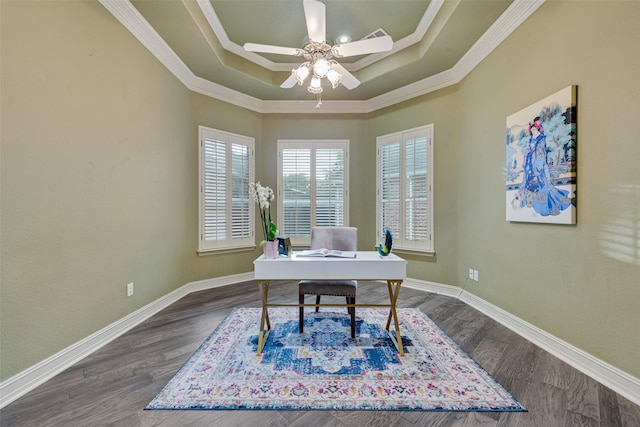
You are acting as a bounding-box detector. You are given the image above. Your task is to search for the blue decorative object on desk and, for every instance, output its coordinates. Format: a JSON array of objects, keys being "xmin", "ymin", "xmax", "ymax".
[{"xmin": 376, "ymin": 229, "xmax": 393, "ymax": 257}]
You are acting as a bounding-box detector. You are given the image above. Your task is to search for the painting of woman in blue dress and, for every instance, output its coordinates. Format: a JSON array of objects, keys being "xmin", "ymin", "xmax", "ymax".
[
  {"xmin": 518, "ymin": 117, "xmax": 573, "ymax": 216},
  {"xmin": 506, "ymin": 85, "xmax": 577, "ymax": 224}
]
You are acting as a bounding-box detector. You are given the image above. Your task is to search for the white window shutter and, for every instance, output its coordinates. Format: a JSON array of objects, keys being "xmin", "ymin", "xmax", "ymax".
[
  {"xmin": 278, "ymin": 140, "xmax": 349, "ymax": 246},
  {"xmin": 281, "ymin": 147, "xmax": 312, "ymax": 238},
  {"xmin": 377, "ymin": 125, "xmax": 433, "ymax": 253},
  {"xmin": 199, "ymin": 126, "xmax": 254, "ymax": 252},
  {"xmin": 315, "ymin": 148, "xmax": 345, "ymax": 227}
]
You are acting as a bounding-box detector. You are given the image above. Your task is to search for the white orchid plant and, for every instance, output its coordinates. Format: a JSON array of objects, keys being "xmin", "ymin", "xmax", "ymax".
[{"xmin": 248, "ymin": 182, "xmax": 277, "ymax": 246}]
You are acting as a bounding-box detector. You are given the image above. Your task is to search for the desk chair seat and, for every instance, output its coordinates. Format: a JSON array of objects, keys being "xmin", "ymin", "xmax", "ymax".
[{"xmin": 299, "ymin": 227, "xmax": 358, "ymax": 338}]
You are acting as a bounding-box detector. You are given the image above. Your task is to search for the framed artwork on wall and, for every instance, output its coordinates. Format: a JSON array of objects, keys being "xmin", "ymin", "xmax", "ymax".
[{"xmin": 506, "ymin": 85, "xmax": 577, "ymax": 224}]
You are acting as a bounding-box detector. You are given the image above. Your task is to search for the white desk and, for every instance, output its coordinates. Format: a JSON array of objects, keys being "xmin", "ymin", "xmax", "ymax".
[{"xmin": 253, "ymin": 251, "xmax": 407, "ymax": 356}]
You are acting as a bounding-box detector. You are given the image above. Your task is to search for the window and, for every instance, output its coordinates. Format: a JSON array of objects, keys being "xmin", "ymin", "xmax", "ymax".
[
  {"xmin": 198, "ymin": 126, "xmax": 254, "ymax": 252},
  {"xmin": 376, "ymin": 125, "xmax": 433, "ymax": 253},
  {"xmin": 277, "ymin": 140, "xmax": 349, "ymax": 246}
]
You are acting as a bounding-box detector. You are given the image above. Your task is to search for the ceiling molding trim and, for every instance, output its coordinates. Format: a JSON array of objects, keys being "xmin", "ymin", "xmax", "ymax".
[
  {"xmin": 189, "ymin": 76, "xmax": 264, "ymax": 113},
  {"xmin": 98, "ymin": 0, "xmax": 193, "ymax": 86},
  {"xmin": 100, "ymin": 0, "xmax": 265, "ymax": 113},
  {"xmin": 361, "ymin": 0, "xmax": 545, "ymax": 113},
  {"xmin": 196, "ymin": 0, "xmax": 292, "ymax": 72},
  {"xmin": 258, "ymin": 0, "xmax": 541, "ymax": 115},
  {"xmin": 455, "ymin": 0, "xmax": 545, "ymax": 73},
  {"xmin": 365, "ymin": 69, "xmax": 462, "ymax": 113},
  {"xmin": 351, "ymin": 0, "xmax": 445, "ymax": 69}
]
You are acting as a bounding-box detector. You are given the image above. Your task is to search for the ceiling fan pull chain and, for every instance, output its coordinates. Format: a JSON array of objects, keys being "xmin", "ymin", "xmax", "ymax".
[{"xmin": 316, "ymin": 93, "xmax": 322, "ymax": 108}]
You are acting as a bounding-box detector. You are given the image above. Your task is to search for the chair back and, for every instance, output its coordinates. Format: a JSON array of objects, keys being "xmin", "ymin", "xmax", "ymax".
[{"xmin": 310, "ymin": 227, "xmax": 357, "ymax": 251}]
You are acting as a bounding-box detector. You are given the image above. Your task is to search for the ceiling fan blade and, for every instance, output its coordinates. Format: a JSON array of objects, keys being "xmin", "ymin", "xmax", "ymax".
[
  {"xmin": 334, "ymin": 35, "xmax": 393, "ymax": 58},
  {"xmin": 243, "ymin": 43, "xmax": 301, "ymax": 56},
  {"xmin": 303, "ymin": 0, "xmax": 326, "ymax": 43},
  {"xmin": 331, "ymin": 63, "xmax": 360, "ymax": 90},
  {"xmin": 280, "ymin": 74, "xmax": 298, "ymax": 89}
]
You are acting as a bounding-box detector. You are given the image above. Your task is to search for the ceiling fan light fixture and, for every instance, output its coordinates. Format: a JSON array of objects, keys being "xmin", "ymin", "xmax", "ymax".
[
  {"xmin": 312, "ymin": 57, "xmax": 330, "ymax": 78},
  {"xmin": 293, "ymin": 63, "xmax": 311, "ymax": 85},
  {"xmin": 326, "ymin": 69, "xmax": 342, "ymax": 88},
  {"xmin": 307, "ymin": 77, "xmax": 323, "ymax": 94}
]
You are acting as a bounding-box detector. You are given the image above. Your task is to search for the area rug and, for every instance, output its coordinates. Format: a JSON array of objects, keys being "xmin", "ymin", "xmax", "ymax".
[{"xmin": 146, "ymin": 307, "xmax": 525, "ymax": 412}]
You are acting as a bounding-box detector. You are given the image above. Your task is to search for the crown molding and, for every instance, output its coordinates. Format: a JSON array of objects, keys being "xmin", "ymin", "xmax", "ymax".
[
  {"xmin": 99, "ymin": 0, "xmax": 544, "ymax": 114},
  {"xmin": 98, "ymin": 0, "xmax": 193, "ymax": 86},
  {"xmin": 456, "ymin": 0, "xmax": 544, "ymax": 72},
  {"xmin": 368, "ymin": 0, "xmax": 544, "ymax": 112},
  {"xmin": 189, "ymin": 75, "xmax": 264, "ymax": 113},
  {"xmin": 195, "ymin": 0, "xmax": 293, "ymax": 72},
  {"xmin": 351, "ymin": 0, "xmax": 445, "ymax": 69}
]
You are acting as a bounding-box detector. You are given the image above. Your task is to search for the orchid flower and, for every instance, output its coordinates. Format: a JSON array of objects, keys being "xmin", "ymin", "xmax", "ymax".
[{"xmin": 249, "ymin": 182, "xmax": 278, "ymax": 245}]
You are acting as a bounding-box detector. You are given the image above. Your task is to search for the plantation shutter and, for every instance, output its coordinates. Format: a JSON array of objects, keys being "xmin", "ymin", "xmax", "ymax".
[
  {"xmin": 379, "ymin": 139, "xmax": 401, "ymax": 241},
  {"xmin": 315, "ymin": 148, "xmax": 345, "ymax": 227},
  {"xmin": 199, "ymin": 127, "xmax": 254, "ymax": 252},
  {"xmin": 203, "ymin": 137, "xmax": 227, "ymax": 243},
  {"xmin": 377, "ymin": 125, "xmax": 433, "ymax": 253},
  {"xmin": 404, "ymin": 130, "xmax": 429, "ymax": 245},
  {"xmin": 281, "ymin": 147, "xmax": 312, "ymax": 238},
  {"xmin": 278, "ymin": 141, "xmax": 349, "ymax": 246},
  {"xmin": 230, "ymin": 137, "xmax": 252, "ymax": 240}
]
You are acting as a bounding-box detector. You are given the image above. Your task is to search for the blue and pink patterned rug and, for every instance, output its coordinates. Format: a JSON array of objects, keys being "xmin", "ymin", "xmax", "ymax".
[{"xmin": 146, "ymin": 307, "xmax": 525, "ymax": 411}]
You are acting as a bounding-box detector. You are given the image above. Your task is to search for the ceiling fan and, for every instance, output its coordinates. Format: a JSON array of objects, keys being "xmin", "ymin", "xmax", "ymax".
[{"xmin": 243, "ymin": 0, "xmax": 393, "ymax": 105}]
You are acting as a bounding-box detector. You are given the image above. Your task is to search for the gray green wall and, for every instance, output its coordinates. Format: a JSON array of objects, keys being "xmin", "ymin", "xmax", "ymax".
[
  {"xmin": 0, "ymin": 1, "xmax": 261, "ymax": 380},
  {"xmin": 1, "ymin": 0, "xmax": 638, "ymax": 384},
  {"xmin": 1, "ymin": 0, "xmax": 191, "ymax": 379},
  {"xmin": 453, "ymin": 0, "xmax": 640, "ymax": 378}
]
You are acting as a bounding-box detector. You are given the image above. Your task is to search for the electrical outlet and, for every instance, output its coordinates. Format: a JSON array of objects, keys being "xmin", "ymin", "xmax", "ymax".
[
  {"xmin": 473, "ymin": 270, "xmax": 479, "ymax": 281},
  {"xmin": 469, "ymin": 269, "xmax": 474, "ymax": 280},
  {"xmin": 127, "ymin": 282, "xmax": 134, "ymax": 297}
]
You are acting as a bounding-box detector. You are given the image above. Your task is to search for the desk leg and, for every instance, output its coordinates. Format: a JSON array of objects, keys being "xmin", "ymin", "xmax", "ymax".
[
  {"xmin": 257, "ymin": 280, "xmax": 271, "ymax": 356},
  {"xmin": 385, "ymin": 280, "xmax": 404, "ymax": 356}
]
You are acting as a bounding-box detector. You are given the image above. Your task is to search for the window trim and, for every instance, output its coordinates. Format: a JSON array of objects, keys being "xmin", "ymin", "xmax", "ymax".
[
  {"xmin": 198, "ymin": 126, "xmax": 255, "ymax": 254},
  {"xmin": 277, "ymin": 139, "xmax": 350, "ymax": 247},
  {"xmin": 376, "ymin": 124, "xmax": 434, "ymax": 254}
]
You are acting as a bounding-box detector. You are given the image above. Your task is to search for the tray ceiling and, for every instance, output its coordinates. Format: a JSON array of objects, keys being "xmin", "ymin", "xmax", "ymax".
[{"xmin": 100, "ymin": 0, "xmax": 543, "ymax": 113}]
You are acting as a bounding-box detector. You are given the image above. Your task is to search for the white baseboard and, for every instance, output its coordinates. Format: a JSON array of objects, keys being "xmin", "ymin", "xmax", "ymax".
[
  {"xmin": 2, "ymin": 273, "xmax": 638, "ymax": 409},
  {"xmin": 0, "ymin": 272, "xmax": 254, "ymax": 409},
  {"xmin": 404, "ymin": 278, "xmax": 640, "ymax": 407}
]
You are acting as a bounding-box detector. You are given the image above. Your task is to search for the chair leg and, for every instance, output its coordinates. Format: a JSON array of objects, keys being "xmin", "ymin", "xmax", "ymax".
[
  {"xmin": 349, "ymin": 297, "xmax": 356, "ymax": 338},
  {"xmin": 299, "ymin": 294, "xmax": 305, "ymax": 334},
  {"xmin": 315, "ymin": 295, "xmax": 321, "ymax": 313}
]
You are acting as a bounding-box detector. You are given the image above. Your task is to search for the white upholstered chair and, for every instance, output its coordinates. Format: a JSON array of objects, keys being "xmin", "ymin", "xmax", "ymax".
[{"xmin": 298, "ymin": 226, "xmax": 358, "ymax": 338}]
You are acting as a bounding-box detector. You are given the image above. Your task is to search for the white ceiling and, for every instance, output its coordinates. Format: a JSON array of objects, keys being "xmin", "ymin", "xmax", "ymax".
[{"xmin": 99, "ymin": 0, "xmax": 544, "ymax": 113}]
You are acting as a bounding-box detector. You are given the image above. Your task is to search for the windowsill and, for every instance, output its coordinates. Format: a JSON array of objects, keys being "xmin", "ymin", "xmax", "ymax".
[
  {"xmin": 197, "ymin": 246, "xmax": 435, "ymax": 257},
  {"xmin": 197, "ymin": 245, "xmax": 256, "ymax": 256},
  {"xmin": 392, "ymin": 248, "xmax": 436, "ymax": 257}
]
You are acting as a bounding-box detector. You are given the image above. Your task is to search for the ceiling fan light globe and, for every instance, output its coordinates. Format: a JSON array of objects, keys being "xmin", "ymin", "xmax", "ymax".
[
  {"xmin": 312, "ymin": 58, "xmax": 330, "ymax": 78},
  {"xmin": 293, "ymin": 64, "xmax": 310, "ymax": 85},
  {"xmin": 307, "ymin": 77, "xmax": 323, "ymax": 94},
  {"xmin": 327, "ymin": 69, "xmax": 342, "ymax": 88}
]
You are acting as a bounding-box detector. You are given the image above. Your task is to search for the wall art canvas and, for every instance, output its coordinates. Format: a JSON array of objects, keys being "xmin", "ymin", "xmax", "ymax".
[{"xmin": 506, "ymin": 85, "xmax": 577, "ymax": 224}]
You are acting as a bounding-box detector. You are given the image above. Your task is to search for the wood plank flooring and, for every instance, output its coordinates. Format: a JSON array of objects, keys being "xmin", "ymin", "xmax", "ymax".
[{"xmin": 2, "ymin": 281, "xmax": 639, "ymax": 426}]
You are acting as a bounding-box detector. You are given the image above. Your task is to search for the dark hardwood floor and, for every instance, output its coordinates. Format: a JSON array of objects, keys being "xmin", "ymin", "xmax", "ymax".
[{"xmin": 2, "ymin": 281, "xmax": 639, "ymax": 426}]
